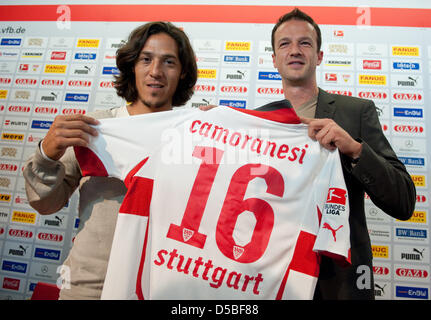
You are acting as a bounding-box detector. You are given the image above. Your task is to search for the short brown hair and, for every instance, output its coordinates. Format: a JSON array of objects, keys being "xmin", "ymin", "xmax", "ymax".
[
  {"xmin": 271, "ymin": 8, "xmax": 322, "ymax": 52},
  {"xmin": 114, "ymin": 21, "xmax": 197, "ymax": 106}
]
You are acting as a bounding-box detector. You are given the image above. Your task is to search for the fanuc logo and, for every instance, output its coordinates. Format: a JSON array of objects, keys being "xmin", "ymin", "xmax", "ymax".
[
  {"xmin": 225, "ymin": 41, "xmax": 251, "ymax": 51},
  {"xmin": 392, "ymin": 46, "xmax": 420, "ymax": 57},
  {"xmin": 198, "ymin": 69, "xmax": 217, "ymax": 79},
  {"xmin": 76, "ymin": 39, "xmax": 100, "ymax": 48},
  {"xmin": 44, "ymin": 64, "xmax": 67, "ymax": 74},
  {"xmin": 372, "ymin": 245, "xmax": 389, "ymax": 259},
  {"xmin": 411, "ymin": 175, "xmax": 426, "ymax": 187},
  {"xmin": 358, "ymin": 74, "xmax": 386, "ymax": 85}
]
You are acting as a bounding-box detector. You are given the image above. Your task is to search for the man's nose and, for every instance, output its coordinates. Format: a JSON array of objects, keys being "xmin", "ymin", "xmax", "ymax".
[
  {"xmin": 149, "ymin": 60, "xmax": 163, "ymax": 78},
  {"xmin": 289, "ymin": 42, "xmax": 302, "ymax": 56}
]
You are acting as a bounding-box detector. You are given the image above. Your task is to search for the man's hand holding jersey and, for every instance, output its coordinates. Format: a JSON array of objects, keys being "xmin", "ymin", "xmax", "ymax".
[
  {"xmin": 41, "ymin": 114, "xmax": 100, "ymax": 161},
  {"xmin": 300, "ymin": 117, "xmax": 362, "ymax": 160}
]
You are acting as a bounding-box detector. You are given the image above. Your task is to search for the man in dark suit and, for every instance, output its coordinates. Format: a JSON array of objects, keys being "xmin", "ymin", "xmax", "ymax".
[{"xmin": 256, "ymin": 8, "xmax": 416, "ymax": 299}]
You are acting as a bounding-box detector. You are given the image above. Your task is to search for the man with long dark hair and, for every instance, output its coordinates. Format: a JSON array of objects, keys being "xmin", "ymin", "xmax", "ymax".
[{"xmin": 23, "ymin": 21, "xmax": 197, "ymax": 299}]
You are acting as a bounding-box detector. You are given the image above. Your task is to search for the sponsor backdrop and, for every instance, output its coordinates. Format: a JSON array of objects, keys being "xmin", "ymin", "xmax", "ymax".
[{"xmin": 0, "ymin": 1, "xmax": 430, "ymax": 299}]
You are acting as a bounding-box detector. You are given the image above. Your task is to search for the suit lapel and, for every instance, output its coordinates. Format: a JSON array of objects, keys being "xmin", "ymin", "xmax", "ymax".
[{"xmin": 315, "ymin": 88, "xmax": 336, "ymax": 119}]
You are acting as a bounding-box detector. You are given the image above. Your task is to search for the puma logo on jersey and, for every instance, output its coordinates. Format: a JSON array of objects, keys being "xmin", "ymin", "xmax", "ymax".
[{"xmin": 323, "ymin": 223, "xmax": 343, "ymax": 242}]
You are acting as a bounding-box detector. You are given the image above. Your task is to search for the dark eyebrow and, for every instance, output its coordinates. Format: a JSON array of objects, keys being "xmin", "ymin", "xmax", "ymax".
[
  {"xmin": 278, "ymin": 36, "xmax": 314, "ymax": 44},
  {"xmin": 139, "ymin": 51, "xmax": 179, "ymax": 60}
]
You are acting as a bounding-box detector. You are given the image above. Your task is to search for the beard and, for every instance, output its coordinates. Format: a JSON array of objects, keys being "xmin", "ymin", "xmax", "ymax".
[{"xmin": 139, "ymin": 93, "xmax": 170, "ymax": 110}]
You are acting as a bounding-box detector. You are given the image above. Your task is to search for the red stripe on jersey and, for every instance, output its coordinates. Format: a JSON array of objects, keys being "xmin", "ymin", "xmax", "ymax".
[
  {"xmin": 227, "ymin": 106, "xmax": 301, "ymax": 124},
  {"xmin": 276, "ymin": 231, "xmax": 320, "ymax": 300},
  {"xmin": 74, "ymin": 146, "xmax": 108, "ymax": 177},
  {"xmin": 124, "ymin": 157, "xmax": 149, "ymax": 189},
  {"xmin": 119, "ymin": 177, "xmax": 154, "ymax": 217},
  {"xmin": 136, "ymin": 219, "xmax": 150, "ymax": 300},
  {"xmin": 317, "ymin": 206, "xmax": 322, "ymax": 226}
]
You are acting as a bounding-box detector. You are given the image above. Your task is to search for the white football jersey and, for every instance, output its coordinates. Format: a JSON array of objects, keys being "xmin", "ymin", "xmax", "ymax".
[{"xmin": 75, "ymin": 105, "xmax": 351, "ymax": 300}]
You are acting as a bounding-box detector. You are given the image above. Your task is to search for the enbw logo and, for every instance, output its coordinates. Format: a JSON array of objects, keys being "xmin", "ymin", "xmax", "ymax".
[
  {"xmin": 31, "ymin": 120, "xmax": 53, "ymax": 129},
  {"xmin": 219, "ymin": 99, "xmax": 247, "ymax": 109},
  {"xmin": 102, "ymin": 66, "xmax": 119, "ymax": 75},
  {"xmin": 65, "ymin": 93, "xmax": 89, "ymax": 102},
  {"xmin": 258, "ymin": 71, "xmax": 281, "ymax": 81},
  {"xmin": 2, "ymin": 260, "xmax": 27, "ymax": 274},
  {"xmin": 396, "ymin": 286, "xmax": 428, "ymax": 299},
  {"xmin": 393, "ymin": 107, "xmax": 423, "ymax": 118},
  {"xmin": 34, "ymin": 247, "xmax": 61, "ymax": 261},
  {"xmin": 1, "ymin": 38, "xmax": 22, "ymax": 46}
]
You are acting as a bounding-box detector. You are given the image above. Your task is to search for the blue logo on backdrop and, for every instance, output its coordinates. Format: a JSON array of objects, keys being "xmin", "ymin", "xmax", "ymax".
[
  {"xmin": 224, "ymin": 55, "xmax": 250, "ymax": 63},
  {"xmin": 34, "ymin": 247, "xmax": 61, "ymax": 261},
  {"xmin": 29, "ymin": 282, "xmax": 37, "ymax": 292},
  {"xmin": 102, "ymin": 66, "xmax": 119, "ymax": 75},
  {"xmin": 399, "ymin": 157, "xmax": 425, "ymax": 167},
  {"xmin": 1, "ymin": 38, "xmax": 22, "ymax": 46},
  {"xmin": 74, "ymin": 217, "xmax": 80, "ymax": 229},
  {"xmin": 74, "ymin": 52, "xmax": 97, "ymax": 60},
  {"xmin": 219, "ymin": 99, "xmax": 247, "ymax": 109},
  {"xmin": 396, "ymin": 286, "xmax": 428, "ymax": 299},
  {"xmin": 393, "ymin": 62, "xmax": 420, "ymax": 71},
  {"xmin": 65, "ymin": 93, "xmax": 89, "ymax": 102},
  {"xmin": 2, "ymin": 260, "xmax": 27, "ymax": 274},
  {"xmin": 393, "ymin": 107, "xmax": 423, "ymax": 118},
  {"xmin": 31, "ymin": 120, "xmax": 53, "ymax": 129},
  {"xmin": 396, "ymin": 228, "xmax": 427, "ymax": 239},
  {"xmin": 258, "ymin": 71, "xmax": 281, "ymax": 80}
]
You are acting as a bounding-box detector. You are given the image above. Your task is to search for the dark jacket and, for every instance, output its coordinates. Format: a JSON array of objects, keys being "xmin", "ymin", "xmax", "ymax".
[{"xmin": 256, "ymin": 88, "xmax": 416, "ymax": 299}]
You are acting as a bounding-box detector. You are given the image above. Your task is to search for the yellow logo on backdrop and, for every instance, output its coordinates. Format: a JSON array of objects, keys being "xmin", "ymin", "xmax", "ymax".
[
  {"xmin": 12, "ymin": 211, "xmax": 37, "ymax": 224},
  {"xmin": 411, "ymin": 175, "xmax": 425, "ymax": 187},
  {"xmin": 225, "ymin": 41, "xmax": 251, "ymax": 51},
  {"xmin": 1, "ymin": 133, "xmax": 24, "ymax": 141},
  {"xmin": 198, "ymin": 69, "xmax": 217, "ymax": 79},
  {"xmin": 0, "ymin": 193, "xmax": 11, "ymax": 202},
  {"xmin": 392, "ymin": 46, "xmax": 419, "ymax": 56},
  {"xmin": 77, "ymin": 39, "xmax": 100, "ymax": 48},
  {"xmin": 44, "ymin": 64, "xmax": 67, "ymax": 74},
  {"xmin": 372, "ymin": 245, "xmax": 389, "ymax": 259},
  {"xmin": 397, "ymin": 211, "xmax": 427, "ymax": 224},
  {"xmin": 359, "ymin": 74, "xmax": 387, "ymax": 85}
]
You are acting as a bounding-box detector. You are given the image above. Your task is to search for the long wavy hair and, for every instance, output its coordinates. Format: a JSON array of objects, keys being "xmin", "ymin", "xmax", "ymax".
[{"xmin": 114, "ymin": 21, "xmax": 197, "ymax": 106}]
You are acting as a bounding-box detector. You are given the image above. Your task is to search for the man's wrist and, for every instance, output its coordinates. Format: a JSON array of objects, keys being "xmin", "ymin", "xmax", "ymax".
[
  {"xmin": 348, "ymin": 140, "xmax": 363, "ymax": 167},
  {"xmin": 39, "ymin": 140, "xmax": 57, "ymax": 162},
  {"xmin": 349, "ymin": 141, "xmax": 363, "ymax": 159}
]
